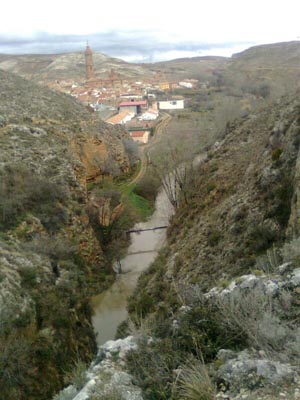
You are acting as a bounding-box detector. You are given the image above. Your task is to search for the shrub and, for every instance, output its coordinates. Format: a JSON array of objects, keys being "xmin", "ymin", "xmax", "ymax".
[
  {"xmin": 246, "ymin": 225, "xmax": 277, "ymax": 253},
  {"xmin": 123, "ymin": 138, "xmax": 140, "ymax": 166},
  {"xmin": 19, "ymin": 266, "xmax": 38, "ymax": 288},
  {"xmin": 216, "ymin": 288, "xmax": 288, "ymax": 353},
  {"xmin": 128, "ymin": 290, "xmax": 156, "ymax": 318},
  {"xmin": 126, "ymin": 337, "xmax": 182, "ymax": 400},
  {"xmin": 133, "ymin": 172, "xmax": 161, "ymax": 203},
  {"xmin": 271, "ymin": 147, "xmax": 283, "ymax": 162},
  {"xmin": 63, "ymin": 360, "xmax": 88, "ymax": 391},
  {"xmin": 256, "ymin": 245, "xmax": 281, "ymax": 274},
  {"xmin": 176, "ymin": 360, "xmax": 216, "ymax": 400},
  {"xmin": 207, "ymin": 229, "xmax": 222, "ymax": 247},
  {"xmin": 281, "ymin": 237, "xmax": 300, "ymax": 265},
  {"xmin": 0, "ymin": 332, "xmax": 33, "ymax": 400}
]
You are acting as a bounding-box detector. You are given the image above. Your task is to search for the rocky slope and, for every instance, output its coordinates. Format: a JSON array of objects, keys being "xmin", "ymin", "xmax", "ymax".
[
  {"xmin": 0, "ymin": 69, "xmax": 132, "ymax": 399},
  {"xmin": 123, "ymin": 90, "xmax": 300, "ymax": 399}
]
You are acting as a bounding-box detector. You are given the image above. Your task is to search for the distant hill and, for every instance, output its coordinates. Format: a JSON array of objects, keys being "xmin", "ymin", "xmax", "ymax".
[
  {"xmin": 0, "ymin": 51, "xmax": 149, "ymax": 82},
  {"xmin": 224, "ymin": 41, "xmax": 300, "ymax": 97},
  {"xmin": 231, "ymin": 41, "xmax": 300, "ymax": 69},
  {"xmin": 146, "ymin": 56, "xmax": 229, "ymax": 81},
  {"xmin": 1, "ymin": 41, "xmax": 300, "ymax": 88}
]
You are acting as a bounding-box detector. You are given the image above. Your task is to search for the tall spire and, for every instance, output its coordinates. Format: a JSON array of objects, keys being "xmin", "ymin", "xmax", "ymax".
[{"xmin": 84, "ymin": 43, "xmax": 94, "ymax": 80}]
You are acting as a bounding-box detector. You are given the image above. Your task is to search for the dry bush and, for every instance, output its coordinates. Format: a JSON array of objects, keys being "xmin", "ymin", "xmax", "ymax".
[
  {"xmin": 281, "ymin": 237, "xmax": 300, "ymax": 265},
  {"xmin": 176, "ymin": 360, "xmax": 216, "ymax": 400},
  {"xmin": 216, "ymin": 288, "xmax": 289, "ymax": 355}
]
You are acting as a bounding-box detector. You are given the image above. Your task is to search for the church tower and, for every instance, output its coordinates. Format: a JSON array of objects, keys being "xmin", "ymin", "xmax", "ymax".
[{"xmin": 85, "ymin": 43, "xmax": 94, "ymax": 80}]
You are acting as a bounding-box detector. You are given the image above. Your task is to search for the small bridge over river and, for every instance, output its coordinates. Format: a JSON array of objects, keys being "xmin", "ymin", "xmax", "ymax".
[
  {"xmin": 113, "ymin": 226, "xmax": 168, "ymax": 274},
  {"xmin": 126, "ymin": 225, "xmax": 168, "ymax": 235}
]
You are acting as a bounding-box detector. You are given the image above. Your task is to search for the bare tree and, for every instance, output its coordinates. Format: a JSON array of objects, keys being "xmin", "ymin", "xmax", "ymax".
[
  {"xmin": 150, "ymin": 140, "xmax": 194, "ymax": 208},
  {"xmin": 123, "ymin": 138, "xmax": 140, "ymax": 166}
]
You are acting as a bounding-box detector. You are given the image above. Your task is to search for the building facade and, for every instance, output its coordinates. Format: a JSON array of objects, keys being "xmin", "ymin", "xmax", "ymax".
[{"xmin": 158, "ymin": 99, "xmax": 184, "ymax": 110}]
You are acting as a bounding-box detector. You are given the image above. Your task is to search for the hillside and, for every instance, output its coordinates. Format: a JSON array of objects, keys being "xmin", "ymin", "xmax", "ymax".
[
  {"xmin": 145, "ymin": 55, "xmax": 228, "ymax": 81},
  {"xmin": 0, "ymin": 69, "xmax": 132, "ymax": 399},
  {"xmin": 0, "ymin": 52, "xmax": 148, "ymax": 82},
  {"xmin": 124, "ymin": 90, "xmax": 300, "ymax": 399},
  {"xmin": 231, "ymin": 41, "xmax": 300, "ymax": 69}
]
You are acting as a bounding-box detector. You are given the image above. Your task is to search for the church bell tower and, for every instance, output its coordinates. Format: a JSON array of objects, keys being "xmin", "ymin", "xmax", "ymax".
[{"xmin": 85, "ymin": 43, "xmax": 94, "ymax": 80}]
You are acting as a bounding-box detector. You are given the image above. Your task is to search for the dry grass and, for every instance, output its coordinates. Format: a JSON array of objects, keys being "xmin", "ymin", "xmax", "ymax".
[{"xmin": 177, "ymin": 360, "xmax": 216, "ymax": 400}]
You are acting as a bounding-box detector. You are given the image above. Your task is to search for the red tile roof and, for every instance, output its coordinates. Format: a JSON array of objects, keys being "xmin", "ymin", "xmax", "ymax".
[
  {"xmin": 130, "ymin": 131, "xmax": 146, "ymax": 137},
  {"xmin": 106, "ymin": 110, "xmax": 134, "ymax": 124},
  {"xmin": 119, "ymin": 101, "xmax": 147, "ymax": 107}
]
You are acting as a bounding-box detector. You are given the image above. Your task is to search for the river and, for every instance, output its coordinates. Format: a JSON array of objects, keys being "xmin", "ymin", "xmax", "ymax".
[{"xmin": 91, "ymin": 186, "xmax": 174, "ymax": 345}]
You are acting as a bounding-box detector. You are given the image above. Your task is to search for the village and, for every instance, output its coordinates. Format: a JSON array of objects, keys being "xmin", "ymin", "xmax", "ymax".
[{"xmin": 47, "ymin": 45, "xmax": 200, "ymax": 144}]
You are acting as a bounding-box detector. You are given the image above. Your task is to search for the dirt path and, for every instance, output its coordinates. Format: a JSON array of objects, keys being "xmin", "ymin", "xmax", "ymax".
[{"xmin": 130, "ymin": 112, "xmax": 172, "ymax": 186}]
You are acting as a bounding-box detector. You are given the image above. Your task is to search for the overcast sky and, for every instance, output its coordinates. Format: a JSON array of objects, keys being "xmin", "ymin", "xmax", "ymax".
[{"xmin": 1, "ymin": 0, "xmax": 300, "ymax": 62}]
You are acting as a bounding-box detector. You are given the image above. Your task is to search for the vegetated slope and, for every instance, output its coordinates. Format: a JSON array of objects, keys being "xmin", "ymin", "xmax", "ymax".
[
  {"xmin": 0, "ymin": 52, "xmax": 148, "ymax": 82},
  {"xmin": 231, "ymin": 41, "xmax": 300, "ymax": 69},
  {"xmin": 146, "ymin": 56, "xmax": 228, "ymax": 81},
  {"xmin": 224, "ymin": 41, "xmax": 300, "ymax": 97},
  {"xmin": 0, "ymin": 69, "xmax": 131, "ymax": 400},
  {"xmin": 125, "ymin": 90, "xmax": 300, "ymax": 400},
  {"xmin": 131, "ymin": 90, "xmax": 300, "ymax": 305}
]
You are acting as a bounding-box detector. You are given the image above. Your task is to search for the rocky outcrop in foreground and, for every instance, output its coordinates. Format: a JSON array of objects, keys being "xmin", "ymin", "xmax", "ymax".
[{"xmin": 55, "ymin": 336, "xmax": 143, "ymax": 400}]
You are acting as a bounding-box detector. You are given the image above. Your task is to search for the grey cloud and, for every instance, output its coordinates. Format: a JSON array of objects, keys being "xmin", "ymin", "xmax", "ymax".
[{"xmin": 0, "ymin": 31, "xmax": 250, "ymax": 61}]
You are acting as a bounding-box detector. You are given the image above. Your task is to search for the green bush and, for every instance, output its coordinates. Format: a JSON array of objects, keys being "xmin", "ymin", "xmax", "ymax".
[
  {"xmin": 271, "ymin": 147, "xmax": 283, "ymax": 162},
  {"xmin": 207, "ymin": 229, "xmax": 222, "ymax": 247},
  {"xmin": 246, "ymin": 225, "xmax": 277, "ymax": 253},
  {"xmin": 64, "ymin": 361, "xmax": 88, "ymax": 391},
  {"xmin": 133, "ymin": 172, "xmax": 161, "ymax": 203},
  {"xmin": 19, "ymin": 267, "xmax": 38, "ymax": 288},
  {"xmin": 126, "ymin": 337, "xmax": 182, "ymax": 400}
]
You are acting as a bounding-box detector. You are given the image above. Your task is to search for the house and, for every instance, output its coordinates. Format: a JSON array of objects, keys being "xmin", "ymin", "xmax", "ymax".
[
  {"xmin": 159, "ymin": 82, "xmax": 178, "ymax": 91},
  {"xmin": 159, "ymin": 82, "xmax": 171, "ymax": 91},
  {"xmin": 120, "ymin": 93, "xmax": 143, "ymax": 99},
  {"xmin": 158, "ymin": 99, "xmax": 185, "ymax": 110},
  {"xmin": 118, "ymin": 100, "xmax": 148, "ymax": 115},
  {"xmin": 106, "ymin": 110, "xmax": 135, "ymax": 125},
  {"xmin": 138, "ymin": 109, "xmax": 159, "ymax": 121},
  {"xmin": 179, "ymin": 81, "xmax": 193, "ymax": 89},
  {"xmin": 129, "ymin": 130, "xmax": 150, "ymax": 144}
]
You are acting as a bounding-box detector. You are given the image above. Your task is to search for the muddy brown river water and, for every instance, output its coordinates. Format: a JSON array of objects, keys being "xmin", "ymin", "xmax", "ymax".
[{"xmin": 91, "ymin": 187, "xmax": 174, "ymax": 345}]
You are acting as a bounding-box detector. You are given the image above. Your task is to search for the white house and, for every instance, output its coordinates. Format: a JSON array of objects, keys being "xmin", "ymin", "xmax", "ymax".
[
  {"xmin": 158, "ymin": 99, "xmax": 184, "ymax": 110},
  {"xmin": 179, "ymin": 81, "xmax": 193, "ymax": 88},
  {"xmin": 138, "ymin": 109, "xmax": 159, "ymax": 121}
]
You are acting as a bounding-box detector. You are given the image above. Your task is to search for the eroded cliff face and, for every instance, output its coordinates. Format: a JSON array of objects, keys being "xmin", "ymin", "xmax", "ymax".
[{"xmin": 0, "ymin": 69, "xmax": 131, "ymax": 399}]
